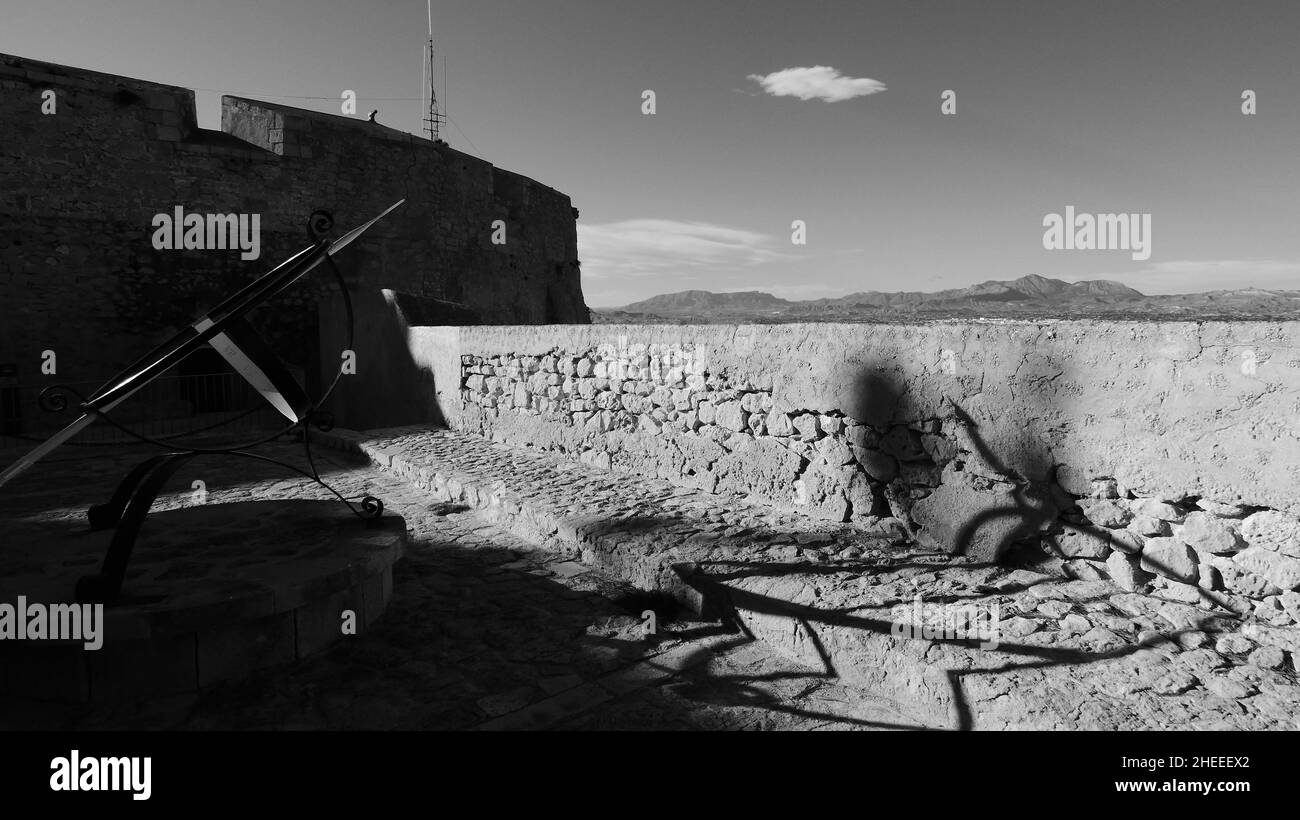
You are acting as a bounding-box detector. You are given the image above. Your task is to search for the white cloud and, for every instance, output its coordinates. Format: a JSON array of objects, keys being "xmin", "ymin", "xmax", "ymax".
[
  {"xmin": 747, "ymin": 65, "xmax": 886, "ymax": 102},
  {"xmin": 578, "ymin": 219, "xmax": 792, "ymax": 307},
  {"xmin": 578, "ymin": 219, "xmax": 783, "ymax": 280}
]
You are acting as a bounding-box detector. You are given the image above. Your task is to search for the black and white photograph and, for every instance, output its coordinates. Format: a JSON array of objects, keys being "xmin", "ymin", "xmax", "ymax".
[{"xmin": 0, "ymin": 0, "xmax": 1296, "ymax": 803}]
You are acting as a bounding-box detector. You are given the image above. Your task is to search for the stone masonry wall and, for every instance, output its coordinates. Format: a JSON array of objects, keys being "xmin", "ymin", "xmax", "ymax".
[
  {"xmin": 0, "ymin": 52, "xmax": 586, "ymax": 393},
  {"xmin": 421, "ymin": 321, "xmax": 1300, "ymax": 627}
]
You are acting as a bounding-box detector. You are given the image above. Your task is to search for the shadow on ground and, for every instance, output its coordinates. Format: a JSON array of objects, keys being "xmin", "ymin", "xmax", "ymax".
[{"xmin": 0, "ymin": 445, "xmax": 927, "ymax": 731}]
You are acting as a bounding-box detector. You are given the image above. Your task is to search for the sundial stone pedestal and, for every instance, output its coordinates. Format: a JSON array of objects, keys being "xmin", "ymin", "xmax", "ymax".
[{"xmin": 0, "ymin": 499, "xmax": 404, "ymax": 703}]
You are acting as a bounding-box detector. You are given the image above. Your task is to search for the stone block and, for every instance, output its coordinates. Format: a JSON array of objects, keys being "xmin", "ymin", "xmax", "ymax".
[
  {"xmin": 196, "ymin": 613, "xmax": 296, "ymax": 687},
  {"xmin": 4, "ymin": 645, "xmax": 89, "ymax": 702},
  {"xmin": 1174, "ymin": 511, "xmax": 1241, "ymax": 555},
  {"xmin": 1050, "ymin": 527, "xmax": 1112, "ymax": 559},
  {"xmin": 294, "ymin": 584, "xmax": 365, "ymax": 660},
  {"xmin": 1131, "ymin": 498, "xmax": 1186, "ymax": 523},
  {"xmin": 815, "ymin": 435, "xmax": 854, "ymax": 466},
  {"xmin": 920, "ymin": 433, "xmax": 956, "ymax": 463},
  {"xmin": 853, "ymin": 447, "xmax": 897, "ymax": 482},
  {"xmin": 792, "ymin": 413, "xmax": 821, "ymax": 440},
  {"xmin": 1079, "ymin": 498, "xmax": 1132, "ymax": 528},
  {"xmin": 1128, "ymin": 514, "xmax": 1169, "ymax": 537},
  {"xmin": 880, "ymin": 426, "xmax": 924, "ymax": 460},
  {"xmin": 1110, "ymin": 529, "xmax": 1145, "ymax": 554},
  {"xmin": 1241, "ymin": 510, "xmax": 1300, "ymax": 558},
  {"xmin": 1106, "ymin": 550, "xmax": 1152, "ymax": 592},
  {"xmin": 88, "ymin": 634, "xmax": 197, "ymax": 700},
  {"xmin": 766, "ymin": 411, "xmax": 793, "ymax": 437},
  {"xmin": 845, "ymin": 424, "xmax": 879, "ymax": 449},
  {"xmin": 1196, "ymin": 498, "xmax": 1249, "ymax": 518},
  {"xmin": 715, "ymin": 400, "xmax": 748, "ymax": 432},
  {"xmin": 1231, "ymin": 547, "xmax": 1300, "ymax": 591},
  {"xmin": 1140, "ymin": 538, "xmax": 1199, "ymax": 585},
  {"xmin": 1063, "ymin": 558, "xmax": 1108, "ymax": 581}
]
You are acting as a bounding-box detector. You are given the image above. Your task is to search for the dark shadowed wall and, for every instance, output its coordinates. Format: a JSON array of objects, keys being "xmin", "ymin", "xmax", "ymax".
[{"xmin": 0, "ymin": 52, "xmax": 586, "ymax": 399}]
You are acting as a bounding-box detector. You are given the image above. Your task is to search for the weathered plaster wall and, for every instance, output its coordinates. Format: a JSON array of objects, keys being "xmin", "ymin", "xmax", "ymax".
[
  {"xmin": 412, "ymin": 320, "xmax": 1300, "ymax": 623},
  {"xmin": 0, "ymin": 52, "xmax": 585, "ymax": 395}
]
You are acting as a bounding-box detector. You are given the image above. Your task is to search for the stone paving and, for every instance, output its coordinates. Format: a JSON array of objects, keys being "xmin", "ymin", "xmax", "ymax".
[
  {"xmin": 315, "ymin": 425, "xmax": 1300, "ymax": 730},
  {"xmin": 5, "ymin": 426, "xmax": 1300, "ymax": 730},
  {"xmin": 0, "ymin": 441, "xmax": 921, "ymax": 730}
]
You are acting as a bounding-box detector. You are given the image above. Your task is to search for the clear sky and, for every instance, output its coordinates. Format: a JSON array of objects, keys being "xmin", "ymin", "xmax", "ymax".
[{"xmin": 3, "ymin": 0, "xmax": 1298, "ymax": 306}]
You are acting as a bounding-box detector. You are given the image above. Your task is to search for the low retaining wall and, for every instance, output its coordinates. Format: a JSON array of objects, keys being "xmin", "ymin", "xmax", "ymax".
[{"xmin": 405, "ymin": 321, "xmax": 1300, "ymax": 623}]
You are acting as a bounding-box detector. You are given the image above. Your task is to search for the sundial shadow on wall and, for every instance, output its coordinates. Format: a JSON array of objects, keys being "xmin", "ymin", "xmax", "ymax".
[{"xmin": 0, "ymin": 201, "xmax": 405, "ymax": 608}]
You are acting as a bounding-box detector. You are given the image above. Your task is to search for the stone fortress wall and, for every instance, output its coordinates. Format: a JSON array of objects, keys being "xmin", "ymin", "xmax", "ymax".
[
  {"xmin": 0, "ymin": 52, "xmax": 586, "ymax": 391},
  {"xmin": 416, "ymin": 321, "xmax": 1300, "ymax": 625}
]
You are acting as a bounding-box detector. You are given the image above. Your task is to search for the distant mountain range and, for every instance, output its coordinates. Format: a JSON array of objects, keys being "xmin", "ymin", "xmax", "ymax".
[{"xmin": 594, "ymin": 275, "xmax": 1300, "ymax": 323}]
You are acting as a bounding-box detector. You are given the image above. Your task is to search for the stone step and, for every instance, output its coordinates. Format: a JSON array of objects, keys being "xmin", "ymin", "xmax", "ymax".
[
  {"xmin": 314, "ymin": 425, "xmax": 894, "ymax": 613},
  {"xmin": 317, "ymin": 425, "xmax": 1300, "ymax": 730}
]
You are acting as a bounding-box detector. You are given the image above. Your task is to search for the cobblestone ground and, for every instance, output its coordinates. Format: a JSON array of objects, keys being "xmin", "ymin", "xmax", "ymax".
[
  {"xmin": 0, "ymin": 441, "xmax": 923, "ymax": 730},
  {"xmin": 318, "ymin": 427, "xmax": 1300, "ymax": 730}
]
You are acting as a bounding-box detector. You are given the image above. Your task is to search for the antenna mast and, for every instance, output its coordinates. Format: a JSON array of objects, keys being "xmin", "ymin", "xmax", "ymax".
[{"xmin": 423, "ymin": 1, "xmax": 446, "ymax": 142}]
